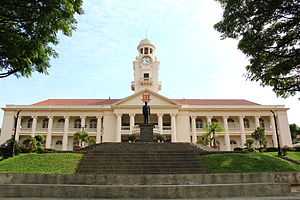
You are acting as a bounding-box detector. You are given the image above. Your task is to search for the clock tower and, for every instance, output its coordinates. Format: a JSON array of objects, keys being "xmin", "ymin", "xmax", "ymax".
[{"xmin": 131, "ymin": 38, "xmax": 161, "ymax": 93}]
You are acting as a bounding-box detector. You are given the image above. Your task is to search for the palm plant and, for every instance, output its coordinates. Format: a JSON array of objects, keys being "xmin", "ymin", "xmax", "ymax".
[
  {"xmin": 251, "ymin": 127, "xmax": 267, "ymax": 148},
  {"xmin": 73, "ymin": 131, "xmax": 89, "ymax": 148},
  {"xmin": 204, "ymin": 122, "xmax": 223, "ymax": 148}
]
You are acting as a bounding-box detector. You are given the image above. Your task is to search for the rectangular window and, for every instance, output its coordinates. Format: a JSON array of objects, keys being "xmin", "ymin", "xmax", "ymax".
[
  {"xmin": 144, "ymin": 73, "xmax": 149, "ymax": 80},
  {"xmin": 144, "ymin": 48, "xmax": 148, "ymax": 54}
]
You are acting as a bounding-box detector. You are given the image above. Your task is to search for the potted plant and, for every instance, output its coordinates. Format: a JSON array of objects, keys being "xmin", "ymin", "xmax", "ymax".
[
  {"xmin": 157, "ymin": 134, "xmax": 164, "ymax": 143},
  {"xmin": 128, "ymin": 134, "xmax": 136, "ymax": 143}
]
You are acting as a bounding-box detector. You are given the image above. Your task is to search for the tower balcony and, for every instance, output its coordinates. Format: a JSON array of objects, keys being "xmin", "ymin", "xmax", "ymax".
[{"xmin": 140, "ymin": 78, "xmax": 153, "ymax": 86}]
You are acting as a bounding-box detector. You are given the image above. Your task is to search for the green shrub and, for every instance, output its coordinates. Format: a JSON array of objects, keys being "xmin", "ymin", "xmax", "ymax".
[
  {"xmin": 0, "ymin": 139, "xmax": 21, "ymax": 158},
  {"xmin": 233, "ymin": 147, "xmax": 243, "ymax": 152},
  {"xmin": 266, "ymin": 147, "xmax": 278, "ymax": 152},
  {"xmin": 128, "ymin": 134, "xmax": 137, "ymax": 143},
  {"xmin": 245, "ymin": 138, "xmax": 255, "ymax": 150},
  {"xmin": 88, "ymin": 137, "xmax": 96, "ymax": 145},
  {"xmin": 21, "ymin": 137, "xmax": 37, "ymax": 153}
]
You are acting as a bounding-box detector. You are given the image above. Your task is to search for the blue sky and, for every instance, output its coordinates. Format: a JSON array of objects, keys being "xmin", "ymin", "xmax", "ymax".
[{"xmin": 0, "ymin": 0, "xmax": 299, "ymax": 125}]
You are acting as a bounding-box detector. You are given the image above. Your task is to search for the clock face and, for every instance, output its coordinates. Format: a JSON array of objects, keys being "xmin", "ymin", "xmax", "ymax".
[{"xmin": 142, "ymin": 56, "xmax": 152, "ymax": 65}]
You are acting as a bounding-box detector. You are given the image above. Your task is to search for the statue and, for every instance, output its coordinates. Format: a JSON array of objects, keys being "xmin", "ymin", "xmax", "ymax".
[{"xmin": 142, "ymin": 101, "xmax": 150, "ymax": 124}]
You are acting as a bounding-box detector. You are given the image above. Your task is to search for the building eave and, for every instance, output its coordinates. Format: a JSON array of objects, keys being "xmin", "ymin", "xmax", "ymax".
[
  {"xmin": 2, "ymin": 105, "xmax": 112, "ymax": 112},
  {"xmin": 180, "ymin": 105, "xmax": 288, "ymax": 111}
]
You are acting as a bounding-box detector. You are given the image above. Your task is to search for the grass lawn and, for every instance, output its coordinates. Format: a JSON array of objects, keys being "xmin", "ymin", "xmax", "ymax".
[
  {"xmin": 0, "ymin": 153, "xmax": 83, "ymax": 174},
  {"xmin": 264, "ymin": 151, "xmax": 300, "ymax": 161},
  {"xmin": 198, "ymin": 153, "xmax": 300, "ymax": 173},
  {"xmin": 286, "ymin": 152, "xmax": 300, "ymax": 161}
]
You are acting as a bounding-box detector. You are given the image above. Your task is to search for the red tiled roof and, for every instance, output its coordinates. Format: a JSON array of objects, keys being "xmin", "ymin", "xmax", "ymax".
[
  {"xmin": 173, "ymin": 99, "xmax": 260, "ymax": 106},
  {"xmin": 32, "ymin": 99, "xmax": 259, "ymax": 106},
  {"xmin": 32, "ymin": 99, "xmax": 120, "ymax": 106}
]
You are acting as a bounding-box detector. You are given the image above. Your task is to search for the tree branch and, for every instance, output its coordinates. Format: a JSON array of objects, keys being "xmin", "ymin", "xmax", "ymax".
[{"xmin": 0, "ymin": 69, "xmax": 18, "ymax": 78}]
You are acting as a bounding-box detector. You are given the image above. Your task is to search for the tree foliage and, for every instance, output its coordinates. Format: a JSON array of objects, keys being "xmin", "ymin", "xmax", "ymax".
[
  {"xmin": 204, "ymin": 122, "xmax": 223, "ymax": 148},
  {"xmin": 0, "ymin": 0, "xmax": 83, "ymax": 78},
  {"xmin": 214, "ymin": 0, "xmax": 300, "ymax": 98},
  {"xmin": 73, "ymin": 130, "xmax": 95, "ymax": 148},
  {"xmin": 289, "ymin": 123, "xmax": 300, "ymax": 143}
]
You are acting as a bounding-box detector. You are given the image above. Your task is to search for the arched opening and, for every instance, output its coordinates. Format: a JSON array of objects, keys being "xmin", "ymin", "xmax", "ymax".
[
  {"xmin": 196, "ymin": 118, "xmax": 203, "ymax": 128},
  {"xmin": 243, "ymin": 118, "xmax": 250, "ymax": 128},
  {"xmin": 74, "ymin": 119, "xmax": 81, "ymax": 128},
  {"xmin": 121, "ymin": 114, "xmax": 130, "ymax": 130},
  {"xmin": 42, "ymin": 119, "xmax": 49, "ymax": 128},
  {"xmin": 89, "ymin": 119, "xmax": 97, "ymax": 129},
  {"xmin": 163, "ymin": 114, "xmax": 171, "ymax": 130},
  {"xmin": 27, "ymin": 118, "xmax": 33, "ymax": 128}
]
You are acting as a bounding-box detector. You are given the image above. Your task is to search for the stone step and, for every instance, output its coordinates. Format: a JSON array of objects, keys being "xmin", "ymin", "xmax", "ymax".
[
  {"xmin": 81, "ymin": 157, "xmax": 200, "ymax": 161},
  {"xmin": 78, "ymin": 162, "xmax": 201, "ymax": 166},
  {"xmin": 77, "ymin": 143, "xmax": 207, "ymax": 175},
  {"xmin": 0, "ymin": 183, "xmax": 290, "ymax": 198},
  {"xmin": 0, "ymin": 173, "xmax": 275, "ymax": 185},
  {"xmin": 77, "ymin": 166, "xmax": 203, "ymax": 171},
  {"xmin": 86, "ymin": 152, "xmax": 204, "ymax": 155},
  {"xmin": 76, "ymin": 170, "xmax": 207, "ymax": 174}
]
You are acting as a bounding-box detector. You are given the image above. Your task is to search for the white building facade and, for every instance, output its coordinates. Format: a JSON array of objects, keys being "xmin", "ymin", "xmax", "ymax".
[{"xmin": 0, "ymin": 39, "xmax": 293, "ymax": 151}]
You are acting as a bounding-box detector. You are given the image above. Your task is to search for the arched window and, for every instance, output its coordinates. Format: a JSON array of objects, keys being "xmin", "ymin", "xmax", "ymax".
[
  {"xmin": 227, "ymin": 118, "xmax": 235, "ymax": 129},
  {"xmin": 58, "ymin": 118, "xmax": 65, "ymax": 128},
  {"xmin": 243, "ymin": 118, "xmax": 250, "ymax": 128},
  {"xmin": 230, "ymin": 140, "xmax": 237, "ymax": 145},
  {"xmin": 196, "ymin": 118, "xmax": 203, "ymax": 128},
  {"xmin": 227, "ymin": 118, "xmax": 234, "ymax": 123},
  {"xmin": 211, "ymin": 118, "xmax": 218, "ymax": 123},
  {"xmin": 259, "ymin": 118, "xmax": 265, "ymax": 128},
  {"xmin": 27, "ymin": 119, "xmax": 33, "ymax": 128},
  {"xmin": 89, "ymin": 119, "xmax": 97, "ymax": 129},
  {"xmin": 150, "ymin": 48, "xmax": 153, "ymax": 54},
  {"xmin": 140, "ymin": 48, "xmax": 143, "ymax": 54},
  {"xmin": 74, "ymin": 119, "xmax": 81, "ymax": 128},
  {"xmin": 56, "ymin": 140, "xmax": 62, "ymax": 145},
  {"xmin": 42, "ymin": 119, "xmax": 49, "ymax": 128},
  {"xmin": 144, "ymin": 47, "xmax": 149, "ymax": 54}
]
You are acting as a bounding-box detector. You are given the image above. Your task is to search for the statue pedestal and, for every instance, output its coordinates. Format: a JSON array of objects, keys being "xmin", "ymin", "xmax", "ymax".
[{"xmin": 139, "ymin": 124, "xmax": 154, "ymax": 143}]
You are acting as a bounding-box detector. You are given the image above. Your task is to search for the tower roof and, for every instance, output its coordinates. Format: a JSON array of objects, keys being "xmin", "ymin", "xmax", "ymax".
[{"xmin": 137, "ymin": 38, "xmax": 155, "ymax": 49}]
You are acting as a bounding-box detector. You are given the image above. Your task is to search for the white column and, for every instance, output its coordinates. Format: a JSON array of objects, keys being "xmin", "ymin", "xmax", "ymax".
[
  {"xmin": 255, "ymin": 116, "xmax": 260, "ymax": 128},
  {"xmin": 15, "ymin": 116, "xmax": 22, "ymax": 142},
  {"xmin": 171, "ymin": 114, "xmax": 177, "ymax": 143},
  {"xmin": 191, "ymin": 116, "xmax": 197, "ymax": 144},
  {"xmin": 206, "ymin": 116, "xmax": 212, "ymax": 125},
  {"xmin": 206, "ymin": 116, "xmax": 212, "ymax": 145},
  {"xmin": 129, "ymin": 114, "xmax": 135, "ymax": 135},
  {"xmin": 116, "ymin": 114, "xmax": 122, "ymax": 142},
  {"xmin": 31, "ymin": 116, "xmax": 37, "ymax": 138},
  {"xmin": 96, "ymin": 116, "xmax": 102, "ymax": 144},
  {"xmin": 62, "ymin": 116, "xmax": 69, "ymax": 151},
  {"xmin": 158, "ymin": 113, "xmax": 163, "ymax": 134},
  {"xmin": 46, "ymin": 116, "xmax": 53, "ymax": 149},
  {"xmin": 239, "ymin": 116, "xmax": 246, "ymax": 148},
  {"xmin": 81, "ymin": 116, "xmax": 86, "ymax": 129},
  {"xmin": 270, "ymin": 115, "xmax": 278, "ymax": 147},
  {"xmin": 223, "ymin": 116, "xmax": 231, "ymax": 151}
]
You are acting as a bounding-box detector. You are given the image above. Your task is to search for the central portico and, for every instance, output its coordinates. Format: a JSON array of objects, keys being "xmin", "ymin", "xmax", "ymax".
[{"xmin": 113, "ymin": 89, "xmax": 180, "ymax": 143}]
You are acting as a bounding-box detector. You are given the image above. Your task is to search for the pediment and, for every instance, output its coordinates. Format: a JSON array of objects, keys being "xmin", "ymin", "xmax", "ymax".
[{"xmin": 112, "ymin": 90, "xmax": 179, "ymax": 108}]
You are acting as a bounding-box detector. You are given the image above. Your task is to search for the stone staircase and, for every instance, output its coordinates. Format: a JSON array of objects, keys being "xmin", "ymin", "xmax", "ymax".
[
  {"xmin": 0, "ymin": 173, "xmax": 291, "ymax": 198},
  {"xmin": 76, "ymin": 143, "xmax": 208, "ymax": 174}
]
